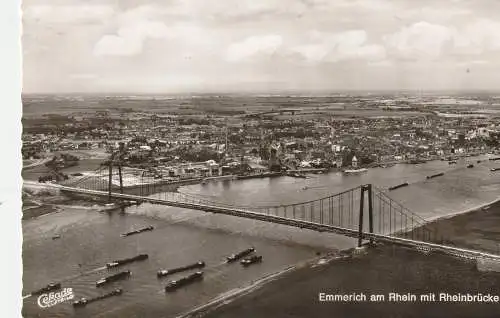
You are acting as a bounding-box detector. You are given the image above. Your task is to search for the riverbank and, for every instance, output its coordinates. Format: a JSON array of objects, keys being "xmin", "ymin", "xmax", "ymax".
[
  {"xmin": 191, "ymin": 200, "xmax": 500, "ymax": 318},
  {"xmin": 417, "ymin": 199, "xmax": 500, "ymax": 254},
  {"xmin": 199, "ymin": 243, "xmax": 500, "ymax": 318}
]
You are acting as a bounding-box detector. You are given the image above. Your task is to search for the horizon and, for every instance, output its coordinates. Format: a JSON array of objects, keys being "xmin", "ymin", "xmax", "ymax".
[{"xmin": 21, "ymin": 88, "xmax": 500, "ymax": 97}]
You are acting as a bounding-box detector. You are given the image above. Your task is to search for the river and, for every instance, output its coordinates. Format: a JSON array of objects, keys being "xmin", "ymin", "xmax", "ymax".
[{"xmin": 22, "ymin": 155, "xmax": 500, "ymax": 317}]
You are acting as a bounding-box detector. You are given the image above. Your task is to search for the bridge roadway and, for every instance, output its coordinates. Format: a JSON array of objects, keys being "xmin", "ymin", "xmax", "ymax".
[{"xmin": 43, "ymin": 184, "xmax": 500, "ymax": 262}]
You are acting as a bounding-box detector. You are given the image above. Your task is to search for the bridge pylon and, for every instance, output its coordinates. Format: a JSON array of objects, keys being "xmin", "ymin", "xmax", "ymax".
[
  {"xmin": 104, "ymin": 155, "xmax": 124, "ymax": 201},
  {"xmin": 358, "ymin": 184, "xmax": 374, "ymax": 247}
]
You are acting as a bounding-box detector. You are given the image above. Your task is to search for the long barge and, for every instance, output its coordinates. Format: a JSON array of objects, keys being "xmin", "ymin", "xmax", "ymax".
[
  {"xmin": 157, "ymin": 261, "xmax": 205, "ymax": 278},
  {"xmin": 426, "ymin": 172, "xmax": 444, "ymax": 179},
  {"xmin": 96, "ymin": 270, "xmax": 131, "ymax": 287},
  {"xmin": 240, "ymin": 255, "xmax": 263, "ymax": 267},
  {"xmin": 30, "ymin": 282, "xmax": 61, "ymax": 295},
  {"xmin": 121, "ymin": 226, "xmax": 154, "ymax": 237},
  {"xmin": 226, "ymin": 248, "xmax": 255, "ymax": 263},
  {"xmin": 73, "ymin": 288, "xmax": 123, "ymax": 308},
  {"xmin": 388, "ymin": 182, "xmax": 409, "ymax": 191},
  {"xmin": 106, "ymin": 254, "xmax": 148, "ymax": 268},
  {"xmin": 236, "ymin": 172, "xmax": 282, "ymax": 180},
  {"xmin": 164, "ymin": 272, "xmax": 204, "ymax": 292},
  {"xmin": 287, "ymin": 172, "xmax": 307, "ymax": 178}
]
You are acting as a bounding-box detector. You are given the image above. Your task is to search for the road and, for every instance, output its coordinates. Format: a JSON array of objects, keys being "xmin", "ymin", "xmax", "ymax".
[{"xmin": 22, "ymin": 157, "xmax": 51, "ymax": 169}]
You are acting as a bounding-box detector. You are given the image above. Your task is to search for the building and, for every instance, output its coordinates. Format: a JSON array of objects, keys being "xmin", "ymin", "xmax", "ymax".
[{"xmin": 351, "ymin": 156, "xmax": 358, "ymax": 168}]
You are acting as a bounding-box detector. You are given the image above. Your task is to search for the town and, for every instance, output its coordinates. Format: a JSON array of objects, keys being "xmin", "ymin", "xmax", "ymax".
[{"xmin": 22, "ymin": 94, "xmax": 500, "ymax": 184}]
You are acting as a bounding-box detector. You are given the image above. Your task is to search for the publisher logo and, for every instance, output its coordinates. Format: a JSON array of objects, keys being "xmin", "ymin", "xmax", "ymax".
[{"xmin": 37, "ymin": 288, "xmax": 74, "ymax": 308}]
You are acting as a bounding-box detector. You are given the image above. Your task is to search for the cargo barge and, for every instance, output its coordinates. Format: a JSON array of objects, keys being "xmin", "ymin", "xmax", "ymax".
[
  {"xmin": 96, "ymin": 270, "xmax": 131, "ymax": 287},
  {"xmin": 226, "ymin": 248, "xmax": 255, "ymax": 263},
  {"xmin": 165, "ymin": 272, "xmax": 204, "ymax": 292},
  {"xmin": 106, "ymin": 254, "xmax": 148, "ymax": 268},
  {"xmin": 30, "ymin": 282, "xmax": 61, "ymax": 295},
  {"xmin": 73, "ymin": 288, "xmax": 123, "ymax": 308},
  {"xmin": 426, "ymin": 172, "xmax": 444, "ymax": 179},
  {"xmin": 241, "ymin": 255, "xmax": 263, "ymax": 267},
  {"xmin": 121, "ymin": 226, "xmax": 154, "ymax": 237},
  {"xmin": 157, "ymin": 261, "xmax": 205, "ymax": 278},
  {"xmin": 388, "ymin": 182, "xmax": 409, "ymax": 191}
]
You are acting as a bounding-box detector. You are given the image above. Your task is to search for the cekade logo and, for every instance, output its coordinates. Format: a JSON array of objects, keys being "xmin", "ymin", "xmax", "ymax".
[{"xmin": 37, "ymin": 288, "xmax": 74, "ymax": 308}]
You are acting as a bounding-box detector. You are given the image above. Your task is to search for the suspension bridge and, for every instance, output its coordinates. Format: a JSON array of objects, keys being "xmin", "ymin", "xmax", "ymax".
[{"xmin": 33, "ymin": 161, "xmax": 500, "ymax": 262}]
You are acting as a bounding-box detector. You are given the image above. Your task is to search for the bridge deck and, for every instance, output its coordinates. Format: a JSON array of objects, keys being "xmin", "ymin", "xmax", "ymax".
[{"xmin": 54, "ymin": 184, "xmax": 500, "ymax": 262}]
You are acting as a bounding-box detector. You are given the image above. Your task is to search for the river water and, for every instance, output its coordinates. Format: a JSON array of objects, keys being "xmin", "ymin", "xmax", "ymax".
[{"xmin": 22, "ymin": 155, "xmax": 500, "ymax": 317}]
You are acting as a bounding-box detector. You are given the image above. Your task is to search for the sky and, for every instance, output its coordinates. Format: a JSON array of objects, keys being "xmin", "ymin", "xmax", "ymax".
[{"xmin": 22, "ymin": 0, "xmax": 500, "ymax": 94}]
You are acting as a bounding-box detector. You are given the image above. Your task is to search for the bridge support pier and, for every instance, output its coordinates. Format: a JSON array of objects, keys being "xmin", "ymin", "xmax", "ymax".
[
  {"xmin": 368, "ymin": 184, "xmax": 374, "ymax": 244},
  {"xmin": 358, "ymin": 188, "xmax": 364, "ymax": 247},
  {"xmin": 358, "ymin": 184, "xmax": 374, "ymax": 247},
  {"xmin": 118, "ymin": 164, "xmax": 123, "ymax": 194},
  {"xmin": 108, "ymin": 163, "xmax": 112, "ymax": 202}
]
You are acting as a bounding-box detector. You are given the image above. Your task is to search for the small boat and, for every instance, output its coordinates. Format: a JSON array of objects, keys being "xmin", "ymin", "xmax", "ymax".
[
  {"xmin": 157, "ymin": 261, "xmax": 205, "ymax": 278},
  {"xmin": 409, "ymin": 159, "xmax": 425, "ymax": 164},
  {"xmin": 388, "ymin": 182, "xmax": 409, "ymax": 191},
  {"xmin": 165, "ymin": 271, "xmax": 204, "ymax": 292},
  {"xmin": 240, "ymin": 255, "xmax": 263, "ymax": 267},
  {"xmin": 52, "ymin": 234, "xmax": 61, "ymax": 240},
  {"xmin": 343, "ymin": 168, "xmax": 368, "ymax": 174},
  {"xmin": 491, "ymin": 167, "xmax": 500, "ymax": 172},
  {"xmin": 426, "ymin": 172, "xmax": 444, "ymax": 179},
  {"xmin": 73, "ymin": 288, "xmax": 123, "ymax": 308},
  {"xmin": 96, "ymin": 270, "xmax": 131, "ymax": 287},
  {"xmin": 119, "ymin": 200, "xmax": 138, "ymax": 208},
  {"xmin": 226, "ymin": 248, "xmax": 255, "ymax": 263},
  {"xmin": 467, "ymin": 164, "xmax": 474, "ymax": 168},
  {"xmin": 121, "ymin": 226, "xmax": 154, "ymax": 237},
  {"xmin": 477, "ymin": 160, "xmax": 482, "ymax": 163},
  {"xmin": 31, "ymin": 282, "xmax": 61, "ymax": 295},
  {"xmin": 106, "ymin": 254, "xmax": 148, "ymax": 268}
]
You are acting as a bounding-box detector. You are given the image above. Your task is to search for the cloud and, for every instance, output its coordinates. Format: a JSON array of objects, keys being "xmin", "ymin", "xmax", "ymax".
[
  {"xmin": 384, "ymin": 19, "xmax": 500, "ymax": 60},
  {"xmin": 23, "ymin": 5, "xmax": 114, "ymax": 24},
  {"xmin": 93, "ymin": 19, "xmax": 212, "ymax": 57},
  {"xmin": 94, "ymin": 34, "xmax": 143, "ymax": 57},
  {"xmin": 327, "ymin": 0, "xmax": 395, "ymax": 12},
  {"xmin": 166, "ymin": 0, "xmax": 308, "ymax": 20},
  {"xmin": 293, "ymin": 30, "xmax": 386, "ymax": 63},
  {"xmin": 21, "ymin": 0, "xmax": 500, "ymax": 93},
  {"xmin": 225, "ymin": 35, "xmax": 283, "ymax": 62},
  {"xmin": 383, "ymin": 21, "xmax": 454, "ymax": 59},
  {"xmin": 69, "ymin": 74, "xmax": 99, "ymax": 80},
  {"xmin": 456, "ymin": 19, "xmax": 500, "ymax": 53},
  {"xmin": 397, "ymin": 6, "xmax": 471, "ymax": 22},
  {"xmin": 368, "ymin": 60, "xmax": 392, "ymax": 67},
  {"xmin": 93, "ymin": 20, "xmax": 169, "ymax": 56}
]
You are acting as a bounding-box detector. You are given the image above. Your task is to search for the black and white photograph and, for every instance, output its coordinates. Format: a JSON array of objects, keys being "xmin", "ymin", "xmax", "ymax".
[{"xmin": 17, "ymin": 0, "xmax": 500, "ymax": 317}]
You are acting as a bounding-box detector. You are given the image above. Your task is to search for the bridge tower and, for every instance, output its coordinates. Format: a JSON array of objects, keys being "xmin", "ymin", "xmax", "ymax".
[
  {"xmin": 105, "ymin": 143, "xmax": 126, "ymax": 201},
  {"xmin": 358, "ymin": 184, "xmax": 374, "ymax": 247}
]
